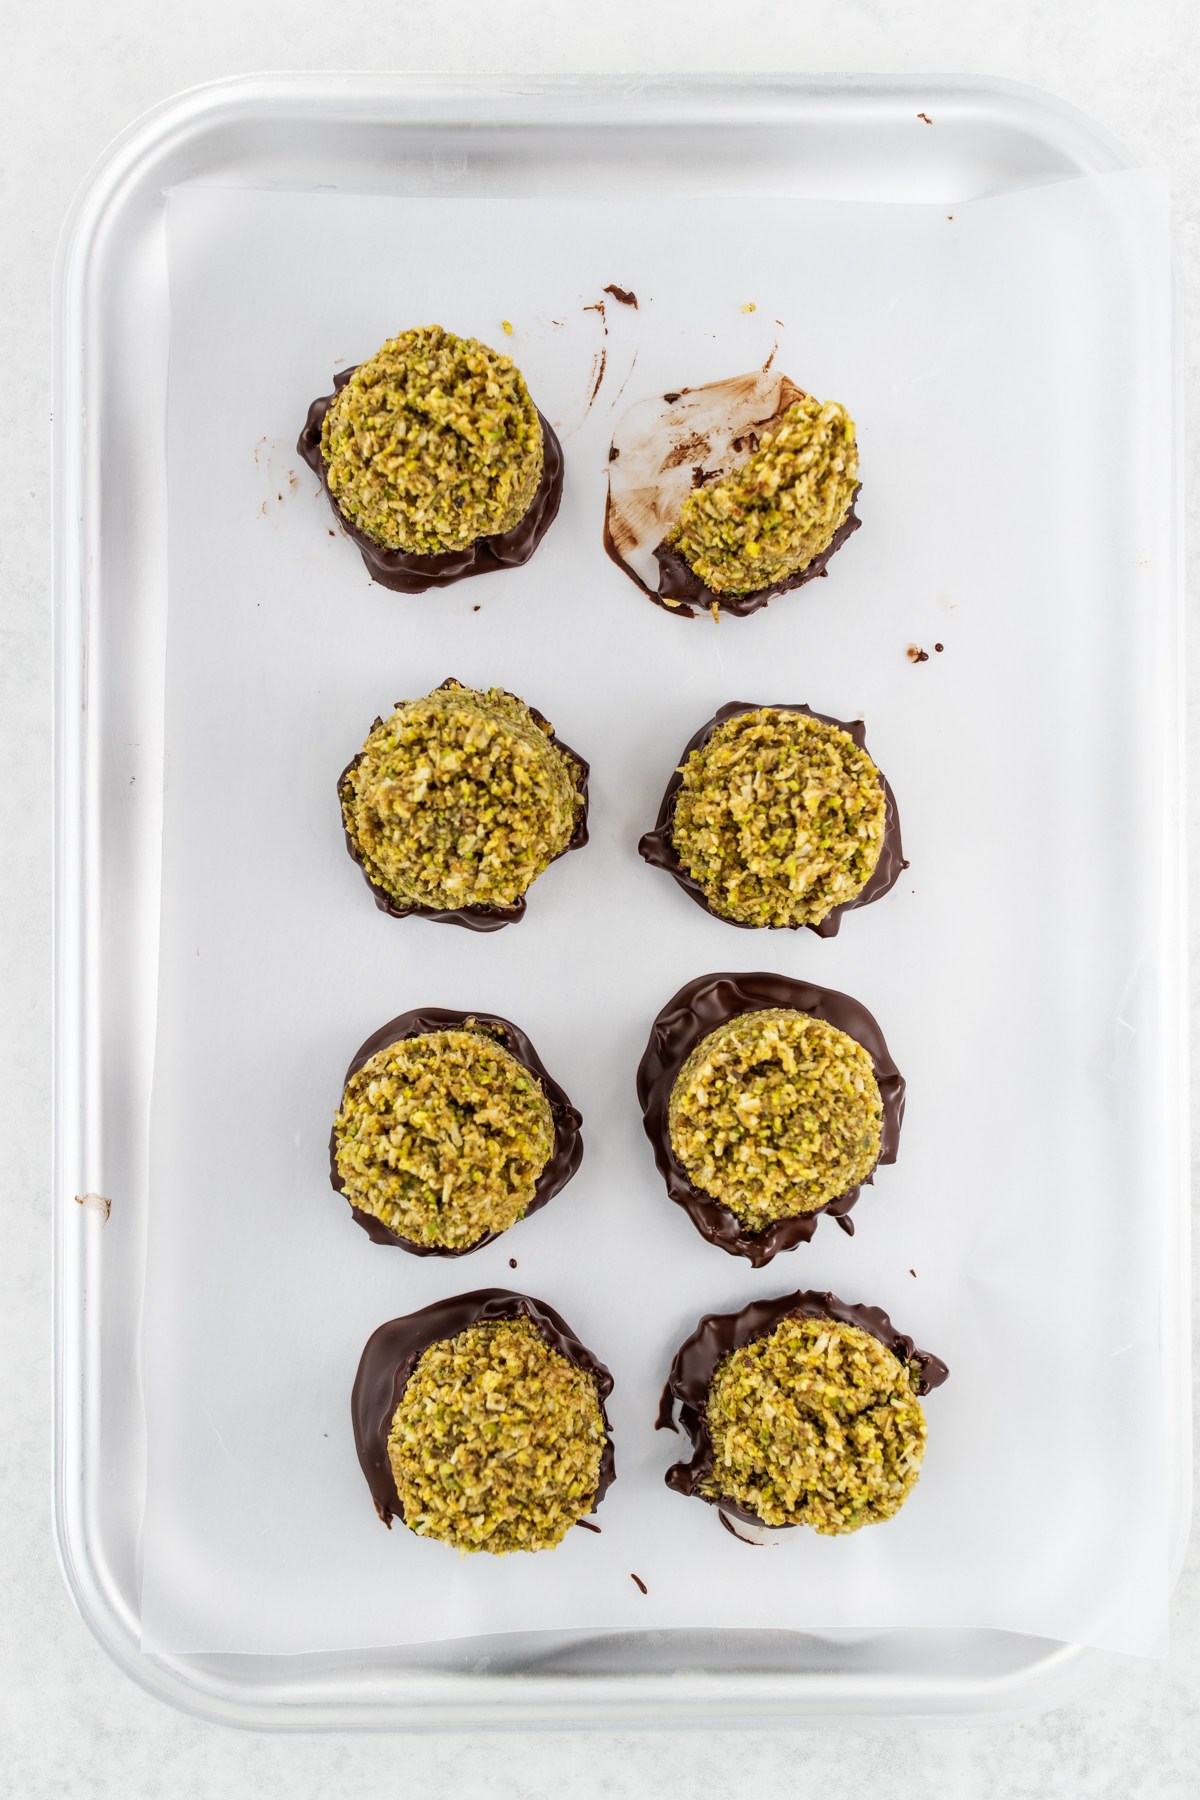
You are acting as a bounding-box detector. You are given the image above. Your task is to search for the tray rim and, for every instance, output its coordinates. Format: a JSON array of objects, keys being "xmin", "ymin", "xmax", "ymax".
[{"xmin": 51, "ymin": 68, "xmax": 1189, "ymax": 1731}]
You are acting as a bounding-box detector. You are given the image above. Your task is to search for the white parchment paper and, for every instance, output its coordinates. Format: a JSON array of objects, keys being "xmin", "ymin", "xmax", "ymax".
[{"xmin": 142, "ymin": 174, "xmax": 1175, "ymax": 1656}]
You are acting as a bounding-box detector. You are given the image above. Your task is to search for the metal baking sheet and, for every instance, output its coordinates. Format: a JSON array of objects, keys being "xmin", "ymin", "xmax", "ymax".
[{"xmin": 53, "ymin": 72, "xmax": 1187, "ymax": 1728}]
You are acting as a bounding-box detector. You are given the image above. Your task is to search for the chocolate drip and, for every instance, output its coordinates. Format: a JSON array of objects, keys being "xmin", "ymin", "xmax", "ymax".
[
  {"xmin": 636, "ymin": 971, "xmax": 905, "ymax": 1266},
  {"xmin": 339, "ymin": 678, "xmax": 589, "ymax": 932},
  {"xmin": 638, "ymin": 700, "xmax": 903, "ymax": 939},
  {"xmin": 351, "ymin": 1289, "xmax": 616, "ymax": 1531},
  {"xmin": 298, "ymin": 367, "xmax": 564, "ymax": 593},
  {"xmin": 603, "ymin": 487, "xmax": 860, "ymax": 621},
  {"xmin": 659, "ymin": 1289, "xmax": 948, "ymax": 1529},
  {"xmin": 330, "ymin": 1006, "xmax": 583, "ymax": 1258}
]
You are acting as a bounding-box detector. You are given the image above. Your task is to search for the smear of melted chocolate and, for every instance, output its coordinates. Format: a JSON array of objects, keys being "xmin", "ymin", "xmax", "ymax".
[
  {"xmin": 636, "ymin": 971, "xmax": 905, "ymax": 1267},
  {"xmin": 658, "ymin": 1289, "xmax": 949, "ymax": 1529},
  {"xmin": 352, "ymin": 1289, "xmax": 616, "ymax": 1531},
  {"xmin": 603, "ymin": 284, "xmax": 638, "ymax": 308},
  {"xmin": 297, "ymin": 368, "xmax": 563, "ymax": 593},
  {"xmin": 638, "ymin": 701, "xmax": 903, "ymax": 940},
  {"xmin": 330, "ymin": 1006, "xmax": 584, "ymax": 1258},
  {"xmin": 339, "ymin": 678, "xmax": 590, "ymax": 932}
]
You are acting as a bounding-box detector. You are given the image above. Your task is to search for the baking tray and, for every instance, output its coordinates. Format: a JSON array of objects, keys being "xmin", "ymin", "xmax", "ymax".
[{"xmin": 52, "ymin": 71, "xmax": 1188, "ymax": 1729}]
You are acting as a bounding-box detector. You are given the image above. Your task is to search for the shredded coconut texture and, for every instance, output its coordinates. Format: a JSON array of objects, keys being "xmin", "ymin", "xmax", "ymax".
[
  {"xmin": 671, "ymin": 708, "xmax": 886, "ymax": 928},
  {"xmin": 665, "ymin": 395, "xmax": 857, "ymax": 593},
  {"xmin": 321, "ymin": 325, "xmax": 544, "ymax": 554},
  {"xmin": 389, "ymin": 1319, "xmax": 607, "ymax": 1553},
  {"xmin": 333, "ymin": 1024, "xmax": 555, "ymax": 1249},
  {"xmin": 701, "ymin": 1315, "xmax": 927, "ymax": 1534},
  {"xmin": 342, "ymin": 683, "xmax": 583, "ymax": 912},
  {"xmin": 668, "ymin": 1009, "xmax": 882, "ymax": 1229}
]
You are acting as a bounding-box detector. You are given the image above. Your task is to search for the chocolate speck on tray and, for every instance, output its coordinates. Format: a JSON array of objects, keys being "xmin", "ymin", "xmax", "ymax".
[
  {"xmin": 631, "ymin": 1573, "xmax": 648, "ymax": 1594},
  {"xmin": 935, "ymin": 642, "xmax": 944, "ymax": 652},
  {"xmin": 603, "ymin": 284, "xmax": 638, "ymax": 308},
  {"xmin": 907, "ymin": 645, "xmax": 930, "ymax": 663}
]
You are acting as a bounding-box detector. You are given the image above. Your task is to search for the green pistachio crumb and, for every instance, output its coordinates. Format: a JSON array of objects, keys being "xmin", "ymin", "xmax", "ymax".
[
  {"xmin": 320, "ymin": 325, "xmax": 544, "ymax": 554},
  {"xmin": 672, "ymin": 707, "xmax": 886, "ymax": 928},
  {"xmin": 389, "ymin": 1318, "xmax": 606, "ymax": 1553},
  {"xmin": 700, "ymin": 1315, "xmax": 927, "ymax": 1533},
  {"xmin": 669, "ymin": 1009, "xmax": 882, "ymax": 1229},
  {"xmin": 342, "ymin": 682, "xmax": 583, "ymax": 912},
  {"xmin": 665, "ymin": 395, "xmax": 857, "ymax": 594},
  {"xmin": 333, "ymin": 1024, "xmax": 555, "ymax": 1249}
]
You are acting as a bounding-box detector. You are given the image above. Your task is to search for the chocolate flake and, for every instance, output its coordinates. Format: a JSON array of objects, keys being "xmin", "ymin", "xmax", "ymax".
[
  {"xmin": 603, "ymin": 284, "xmax": 638, "ymax": 308},
  {"xmin": 631, "ymin": 1573, "xmax": 648, "ymax": 1594}
]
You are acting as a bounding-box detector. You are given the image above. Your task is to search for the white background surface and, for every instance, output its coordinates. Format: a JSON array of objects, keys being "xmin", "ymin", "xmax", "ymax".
[{"xmin": 4, "ymin": 0, "xmax": 1200, "ymax": 1793}]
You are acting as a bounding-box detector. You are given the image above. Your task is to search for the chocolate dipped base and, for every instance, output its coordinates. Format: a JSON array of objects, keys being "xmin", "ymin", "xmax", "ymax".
[
  {"xmin": 603, "ymin": 487, "xmax": 861, "ymax": 621},
  {"xmin": 298, "ymin": 368, "xmax": 564, "ymax": 593},
  {"xmin": 658, "ymin": 1289, "xmax": 948, "ymax": 1531},
  {"xmin": 636, "ymin": 972, "xmax": 905, "ymax": 1266},
  {"xmin": 331, "ymin": 1006, "xmax": 584, "ymax": 1258},
  {"xmin": 352, "ymin": 1289, "xmax": 616, "ymax": 1530},
  {"xmin": 339, "ymin": 678, "xmax": 590, "ymax": 932},
  {"xmin": 638, "ymin": 700, "xmax": 903, "ymax": 940}
]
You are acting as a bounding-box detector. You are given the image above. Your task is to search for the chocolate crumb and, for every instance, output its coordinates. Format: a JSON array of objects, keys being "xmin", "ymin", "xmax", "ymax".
[
  {"xmin": 603, "ymin": 284, "xmax": 638, "ymax": 309},
  {"xmin": 609, "ymin": 446, "xmax": 620, "ymax": 461},
  {"xmin": 906, "ymin": 645, "xmax": 930, "ymax": 663},
  {"xmin": 663, "ymin": 392, "xmax": 682, "ymax": 404},
  {"xmin": 576, "ymin": 1518, "xmax": 602, "ymax": 1533},
  {"xmin": 509, "ymin": 1258, "xmax": 517, "ymax": 1268},
  {"xmin": 935, "ymin": 642, "xmax": 944, "ymax": 652},
  {"xmin": 910, "ymin": 1269, "xmax": 916, "ymax": 1277},
  {"xmin": 918, "ymin": 112, "xmax": 932, "ymax": 124},
  {"xmin": 473, "ymin": 605, "xmax": 481, "ymax": 612},
  {"xmin": 631, "ymin": 1573, "xmax": 648, "ymax": 1595},
  {"xmin": 328, "ymin": 529, "xmax": 335, "ymax": 537}
]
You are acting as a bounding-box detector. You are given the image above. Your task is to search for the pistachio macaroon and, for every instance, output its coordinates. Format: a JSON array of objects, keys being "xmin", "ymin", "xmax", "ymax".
[
  {"xmin": 319, "ymin": 326, "xmax": 544, "ymax": 555},
  {"xmin": 700, "ymin": 1314, "xmax": 927, "ymax": 1534},
  {"xmin": 668, "ymin": 1008, "xmax": 882, "ymax": 1232},
  {"xmin": 341, "ymin": 683, "xmax": 584, "ymax": 914},
  {"xmin": 671, "ymin": 708, "xmax": 886, "ymax": 929},
  {"xmin": 333, "ymin": 1024, "xmax": 556, "ymax": 1251},
  {"xmin": 665, "ymin": 395, "xmax": 857, "ymax": 595},
  {"xmin": 388, "ymin": 1318, "xmax": 608, "ymax": 1553}
]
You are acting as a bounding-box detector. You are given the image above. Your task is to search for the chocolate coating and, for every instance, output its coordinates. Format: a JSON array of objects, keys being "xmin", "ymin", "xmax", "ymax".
[
  {"xmin": 339, "ymin": 678, "xmax": 590, "ymax": 932},
  {"xmin": 352, "ymin": 1289, "xmax": 616, "ymax": 1530},
  {"xmin": 330, "ymin": 1006, "xmax": 584, "ymax": 1258},
  {"xmin": 298, "ymin": 367, "xmax": 564, "ymax": 593},
  {"xmin": 636, "ymin": 971, "xmax": 905, "ymax": 1266},
  {"xmin": 658, "ymin": 1288, "xmax": 948, "ymax": 1530},
  {"xmin": 638, "ymin": 700, "xmax": 903, "ymax": 939},
  {"xmin": 603, "ymin": 486, "xmax": 861, "ymax": 621}
]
